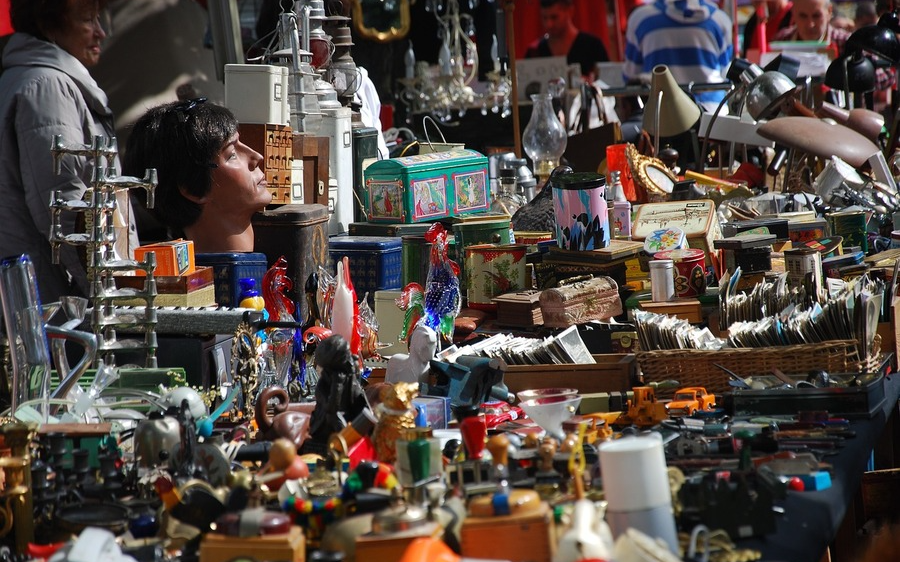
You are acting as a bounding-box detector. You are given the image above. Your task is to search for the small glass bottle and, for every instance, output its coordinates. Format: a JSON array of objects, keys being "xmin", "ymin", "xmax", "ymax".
[
  {"xmin": 649, "ymin": 259, "xmax": 675, "ymax": 302},
  {"xmin": 490, "ymin": 168, "xmax": 526, "ymax": 216},
  {"xmin": 608, "ymin": 171, "xmax": 632, "ymax": 240},
  {"xmin": 238, "ymin": 278, "xmax": 265, "ymax": 311}
]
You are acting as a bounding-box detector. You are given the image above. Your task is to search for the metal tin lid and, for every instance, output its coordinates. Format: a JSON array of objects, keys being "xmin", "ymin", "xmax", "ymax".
[
  {"xmin": 550, "ymin": 171, "xmax": 606, "ymax": 190},
  {"xmin": 252, "ymin": 204, "xmax": 329, "ymax": 225},
  {"xmin": 328, "ymin": 236, "xmax": 403, "ymax": 250},
  {"xmin": 648, "ymin": 259, "xmax": 674, "ymax": 269},
  {"xmin": 372, "ymin": 503, "xmax": 428, "ymax": 534},
  {"xmin": 655, "ymin": 248, "xmax": 705, "ymax": 263}
]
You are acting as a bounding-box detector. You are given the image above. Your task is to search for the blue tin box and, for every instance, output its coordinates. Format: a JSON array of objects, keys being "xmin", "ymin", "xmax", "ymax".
[
  {"xmin": 195, "ymin": 252, "xmax": 269, "ymax": 307},
  {"xmin": 363, "ymin": 149, "xmax": 490, "ymax": 223},
  {"xmin": 328, "ymin": 236, "xmax": 403, "ymax": 297}
]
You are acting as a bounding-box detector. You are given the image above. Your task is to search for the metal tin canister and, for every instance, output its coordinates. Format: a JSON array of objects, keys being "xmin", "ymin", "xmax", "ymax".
[
  {"xmin": 401, "ymin": 235, "xmax": 432, "ymax": 286},
  {"xmin": 464, "ymin": 244, "xmax": 528, "ymax": 310},
  {"xmin": 453, "ymin": 218, "xmax": 513, "ymax": 291},
  {"xmin": 828, "ymin": 210, "xmax": 868, "ymax": 253},
  {"xmin": 654, "ymin": 248, "xmax": 706, "ymax": 297},
  {"xmin": 785, "ymin": 247, "xmax": 822, "ymax": 290},
  {"xmin": 550, "ymin": 172, "xmax": 609, "ymax": 251}
]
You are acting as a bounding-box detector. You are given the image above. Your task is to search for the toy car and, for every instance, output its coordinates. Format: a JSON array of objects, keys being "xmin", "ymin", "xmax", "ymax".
[
  {"xmin": 482, "ymin": 401, "xmax": 524, "ymax": 429},
  {"xmin": 666, "ymin": 387, "xmax": 716, "ymax": 417}
]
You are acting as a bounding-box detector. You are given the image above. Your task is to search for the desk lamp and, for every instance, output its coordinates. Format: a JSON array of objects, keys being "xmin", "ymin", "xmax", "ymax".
[
  {"xmin": 642, "ymin": 65, "xmax": 702, "ymax": 161},
  {"xmin": 698, "ymin": 60, "xmax": 796, "ymax": 172},
  {"xmin": 824, "ymin": 52, "xmax": 876, "ymax": 110}
]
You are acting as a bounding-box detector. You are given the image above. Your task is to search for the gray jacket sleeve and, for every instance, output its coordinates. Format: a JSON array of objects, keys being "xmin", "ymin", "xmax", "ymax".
[{"xmin": 14, "ymin": 73, "xmax": 94, "ymax": 296}]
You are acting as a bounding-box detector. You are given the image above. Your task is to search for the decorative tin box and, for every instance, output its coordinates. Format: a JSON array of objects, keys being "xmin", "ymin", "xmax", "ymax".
[
  {"xmin": 195, "ymin": 252, "xmax": 268, "ymax": 307},
  {"xmin": 632, "ymin": 200, "xmax": 722, "ymax": 272},
  {"xmin": 328, "ymin": 236, "xmax": 403, "ymax": 297},
  {"xmin": 539, "ymin": 275, "xmax": 622, "ymax": 328},
  {"xmin": 363, "ymin": 149, "xmax": 490, "ymax": 223}
]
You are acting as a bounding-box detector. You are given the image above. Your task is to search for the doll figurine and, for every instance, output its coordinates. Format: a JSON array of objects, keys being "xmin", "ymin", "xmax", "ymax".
[{"xmin": 385, "ymin": 323, "xmax": 437, "ymax": 386}]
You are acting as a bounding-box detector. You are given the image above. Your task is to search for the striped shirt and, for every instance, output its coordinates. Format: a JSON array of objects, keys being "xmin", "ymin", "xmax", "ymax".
[{"xmin": 624, "ymin": 0, "xmax": 733, "ymax": 107}]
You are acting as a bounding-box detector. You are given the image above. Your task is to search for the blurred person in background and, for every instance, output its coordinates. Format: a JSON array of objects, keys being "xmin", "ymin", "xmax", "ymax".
[
  {"xmin": 0, "ymin": 0, "xmax": 138, "ymax": 306},
  {"xmin": 525, "ymin": 0, "xmax": 609, "ymax": 78}
]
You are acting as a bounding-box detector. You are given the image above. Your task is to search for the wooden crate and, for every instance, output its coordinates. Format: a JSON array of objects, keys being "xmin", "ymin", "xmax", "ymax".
[
  {"xmin": 503, "ymin": 354, "xmax": 635, "ymax": 396},
  {"xmin": 367, "ymin": 354, "xmax": 634, "ymax": 397},
  {"xmin": 461, "ymin": 502, "xmax": 555, "ymax": 562},
  {"xmin": 200, "ymin": 526, "xmax": 304, "ymax": 562},
  {"xmin": 638, "ymin": 298, "xmax": 703, "ymax": 323}
]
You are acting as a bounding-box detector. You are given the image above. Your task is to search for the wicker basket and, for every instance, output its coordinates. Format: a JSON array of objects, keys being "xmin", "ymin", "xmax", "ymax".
[{"xmin": 637, "ymin": 340, "xmax": 864, "ymax": 399}]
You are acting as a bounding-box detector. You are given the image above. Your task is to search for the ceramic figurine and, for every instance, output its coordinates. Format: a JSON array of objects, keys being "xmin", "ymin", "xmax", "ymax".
[
  {"xmin": 305, "ymin": 335, "xmax": 369, "ymax": 455},
  {"xmin": 554, "ymin": 500, "xmax": 614, "ymax": 562},
  {"xmin": 254, "ymin": 386, "xmax": 312, "ymax": 450},
  {"xmin": 371, "ymin": 382, "xmax": 418, "ymax": 465},
  {"xmin": 385, "ymin": 324, "xmax": 437, "ymax": 385}
]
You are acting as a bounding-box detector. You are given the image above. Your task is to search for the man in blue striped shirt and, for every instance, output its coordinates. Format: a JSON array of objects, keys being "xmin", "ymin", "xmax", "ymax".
[{"xmin": 623, "ymin": 0, "xmax": 733, "ymax": 110}]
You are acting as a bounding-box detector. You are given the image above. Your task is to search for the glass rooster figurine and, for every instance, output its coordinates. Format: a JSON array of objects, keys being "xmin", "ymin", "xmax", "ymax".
[{"xmin": 397, "ymin": 223, "xmax": 461, "ymax": 345}]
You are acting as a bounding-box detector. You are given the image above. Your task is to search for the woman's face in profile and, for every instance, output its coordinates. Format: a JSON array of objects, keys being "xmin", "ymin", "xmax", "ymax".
[
  {"xmin": 206, "ymin": 133, "xmax": 272, "ymax": 215},
  {"xmin": 53, "ymin": 0, "xmax": 107, "ymax": 68}
]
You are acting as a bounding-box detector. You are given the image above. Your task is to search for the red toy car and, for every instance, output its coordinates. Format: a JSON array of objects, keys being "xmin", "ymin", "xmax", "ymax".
[{"xmin": 482, "ymin": 401, "xmax": 524, "ymax": 428}]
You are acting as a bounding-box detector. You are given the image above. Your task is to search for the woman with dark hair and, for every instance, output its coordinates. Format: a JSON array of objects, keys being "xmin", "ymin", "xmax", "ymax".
[
  {"xmin": 122, "ymin": 99, "xmax": 272, "ymax": 253},
  {"xmin": 0, "ymin": 0, "xmax": 139, "ymax": 305}
]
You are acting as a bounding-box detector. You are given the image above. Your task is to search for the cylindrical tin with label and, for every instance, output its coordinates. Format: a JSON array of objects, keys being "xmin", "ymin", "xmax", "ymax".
[
  {"xmin": 550, "ymin": 172, "xmax": 609, "ymax": 251},
  {"xmin": 654, "ymin": 248, "xmax": 707, "ymax": 298},
  {"xmin": 785, "ymin": 247, "xmax": 822, "ymax": 294},
  {"xmin": 464, "ymin": 244, "xmax": 528, "ymax": 310}
]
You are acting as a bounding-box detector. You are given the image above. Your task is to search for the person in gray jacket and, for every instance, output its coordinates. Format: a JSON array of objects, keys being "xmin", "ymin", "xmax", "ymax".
[{"xmin": 0, "ymin": 0, "xmax": 139, "ymax": 306}]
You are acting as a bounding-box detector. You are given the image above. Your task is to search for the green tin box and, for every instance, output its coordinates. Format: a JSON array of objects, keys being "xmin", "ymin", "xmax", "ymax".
[{"xmin": 363, "ymin": 149, "xmax": 490, "ymax": 223}]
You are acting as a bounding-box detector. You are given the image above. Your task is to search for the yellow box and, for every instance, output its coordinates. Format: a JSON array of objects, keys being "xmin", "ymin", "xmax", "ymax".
[
  {"xmin": 199, "ymin": 526, "xmax": 304, "ymax": 562},
  {"xmin": 461, "ymin": 502, "xmax": 555, "ymax": 562},
  {"xmin": 134, "ymin": 239, "xmax": 195, "ymax": 276}
]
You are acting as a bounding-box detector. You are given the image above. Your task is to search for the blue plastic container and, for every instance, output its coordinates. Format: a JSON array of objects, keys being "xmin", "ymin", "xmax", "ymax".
[
  {"xmin": 328, "ymin": 236, "xmax": 403, "ymax": 297},
  {"xmin": 195, "ymin": 252, "xmax": 268, "ymax": 307}
]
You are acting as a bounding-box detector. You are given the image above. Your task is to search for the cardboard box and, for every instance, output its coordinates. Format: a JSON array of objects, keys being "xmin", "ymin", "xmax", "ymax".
[
  {"xmin": 200, "ymin": 526, "xmax": 304, "ymax": 562},
  {"xmin": 134, "ymin": 239, "xmax": 195, "ymax": 277},
  {"xmin": 114, "ymin": 266, "xmax": 213, "ymax": 294}
]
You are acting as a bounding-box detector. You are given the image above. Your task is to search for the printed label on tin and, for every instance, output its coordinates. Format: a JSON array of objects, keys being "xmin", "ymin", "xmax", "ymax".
[
  {"xmin": 454, "ymin": 170, "xmax": 488, "ymax": 213},
  {"xmin": 368, "ymin": 180, "xmax": 403, "ymax": 220},
  {"xmin": 411, "ymin": 177, "xmax": 448, "ymax": 220}
]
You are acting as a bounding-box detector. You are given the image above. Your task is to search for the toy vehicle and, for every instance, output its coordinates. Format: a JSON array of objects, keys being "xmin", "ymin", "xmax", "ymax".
[
  {"xmin": 612, "ymin": 386, "xmax": 669, "ymax": 428},
  {"xmin": 666, "ymin": 387, "xmax": 716, "ymax": 417},
  {"xmin": 482, "ymin": 401, "xmax": 524, "ymax": 429}
]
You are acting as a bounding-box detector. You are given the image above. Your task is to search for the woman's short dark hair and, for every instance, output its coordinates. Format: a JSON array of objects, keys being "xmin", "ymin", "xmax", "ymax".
[
  {"xmin": 122, "ymin": 100, "xmax": 238, "ymax": 232},
  {"xmin": 10, "ymin": 0, "xmax": 107, "ymax": 39}
]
